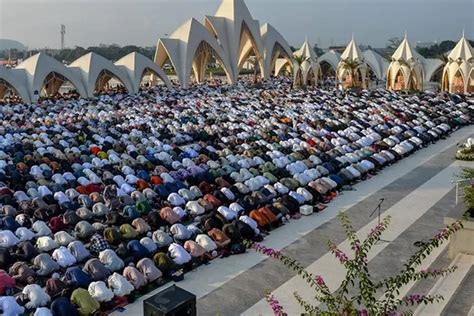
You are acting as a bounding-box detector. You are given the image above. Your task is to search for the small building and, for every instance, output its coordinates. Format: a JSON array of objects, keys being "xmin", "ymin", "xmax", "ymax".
[
  {"xmin": 336, "ymin": 35, "xmax": 368, "ymax": 90},
  {"xmin": 441, "ymin": 32, "xmax": 474, "ymax": 94},
  {"xmin": 386, "ymin": 34, "xmax": 424, "ymax": 91},
  {"xmin": 292, "ymin": 37, "xmax": 321, "ymax": 87}
]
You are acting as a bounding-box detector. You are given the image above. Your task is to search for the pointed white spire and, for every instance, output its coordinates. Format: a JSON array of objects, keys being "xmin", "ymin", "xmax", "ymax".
[
  {"xmin": 462, "ymin": 29, "xmax": 465, "ymax": 38},
  {"xmin": 340, "ymin": 33, "xmax": 363, "ymax": 61},
  {"xmin": 295, "ymin": 37, "xmax": 318, "ymax": 60},
  {"xmin": 215, "ymin": 0, "xmax": 253, "ymax": 20},
  {"xmin": 448, "ymin": 32, "xmax": 474, "ymax": 62},
  {"xmin": 391, "ymin": 33, "xmax": 416, "ymax": 62}
]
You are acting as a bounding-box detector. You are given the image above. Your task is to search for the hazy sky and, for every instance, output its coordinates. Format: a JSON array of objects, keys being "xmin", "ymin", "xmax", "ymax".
[{"xmin": 1, "ymin": 0, "xmax": 473, "ymax": 49}]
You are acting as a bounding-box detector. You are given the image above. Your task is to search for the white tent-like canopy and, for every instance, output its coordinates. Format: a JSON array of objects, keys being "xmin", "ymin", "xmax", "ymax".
[
  {"xmin": 154, "ymin": 0, "xmax": 289, "ymax": 87},
  {"xmin": 16, "ymin": 53, "xmax": 88, "ymax": 101},
  {"xmin": 207, "ymin": 0, "xmax": 265, "ymax": 81},
  {"xmin": 260, "ymin": 23, "xmax": 294, "ymax": 79},
  {"xmin": 69, "ymin": 52, "xmax": 134, "ymax": 97},
  {"xmin": 115, "ymin": 52, "xmax": 172, "ymax": 92},
  {"xmin": 317, "ymin": 50, "xmax": 340, "ymax": 77},
  {"xmin": 0, "ymin": 66, "xmax": 31, "ymax": 103},
  {"xmin": 274, "ymin": 58, "xmax": 289, "ymax": 77},
  {"xmin": 155, "ymin": 18, "xmax": 234, "ymax": 88},
  {"xmin": 292, "ymin": 37, "xmax": 321, "ymax": 87},
  {"xmin": 363, "ymin": 49, "xmax": 389, "ymax": 81},
  {"xmin": 0, "ymin": 50, "xmax": 172, "ymax": 103},
  {"xmin": 337, "ymin": 35, "xmax": 368, "ymax": 89},
  {"xmin": 442, "ymin": 32, "xmax": 474, "ymax": 93},
  {"xmin": 386, "ymin": 34, "xmax": 424, "ymax": 91}
]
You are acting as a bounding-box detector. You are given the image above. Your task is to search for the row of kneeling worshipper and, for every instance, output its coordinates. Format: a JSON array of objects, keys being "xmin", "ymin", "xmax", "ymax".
[{"xmin": 0, "ymin": 78, "xmax": 473, "ymax": 316}]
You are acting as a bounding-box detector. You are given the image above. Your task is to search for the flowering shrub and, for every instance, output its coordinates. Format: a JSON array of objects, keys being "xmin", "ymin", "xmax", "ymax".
[
  {"xmin": 244, "ymin": 212, "xmax": 464, "ymax": 315},
  {"xmin": 265, "ymin": 292, "xmax": 287, "ymax": 316}
]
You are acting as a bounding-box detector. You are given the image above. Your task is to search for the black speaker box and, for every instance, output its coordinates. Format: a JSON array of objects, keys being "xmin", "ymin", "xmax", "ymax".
[{"xmin": 143, "ymin": 285, "xmax": 197, "ymax": 316}]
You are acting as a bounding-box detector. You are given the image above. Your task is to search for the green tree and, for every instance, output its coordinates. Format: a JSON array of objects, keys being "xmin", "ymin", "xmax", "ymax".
[
  {"xmin": 340, "ymin": 58, "xmax": 361, "ymax": 88},
  {"xmin": 438, "ymin": 40, "xmax": 456, "ymax": 53},
  {"xmin": 293, "ymin": 55, "xmax": 309, "ymax": 88},
  {"xmin": 385, "ymin": 37, "xmax": 402, "ymax": 57},
  {"xmin": 416, "ymin": 40, "xmax": 456, "ymax": 59}
]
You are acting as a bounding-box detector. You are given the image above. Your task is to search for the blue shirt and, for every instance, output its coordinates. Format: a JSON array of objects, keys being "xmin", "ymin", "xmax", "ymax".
[
  {"xmin": 127, "ymin": 240, "xmax": 150, "ymax": 260},
  {"xmin": 51, "ymin": 296, "xmax": 79, "ymax": 316},
  {"xmin": 64, "ymin": 266, "xmax": 92, "ymax": 288}
]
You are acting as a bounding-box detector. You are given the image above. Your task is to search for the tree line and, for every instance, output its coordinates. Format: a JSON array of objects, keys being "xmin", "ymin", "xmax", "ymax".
[
  {"xmin": 1, "ymin": 38, "xmax": 472, "ymax": 65},
  {"xmin": 0, "ymin": 44, "xmax": 155, "ymax": 64},
  {"xmin": 384, "ymin": 37, "xmax": 474, "ymax": 60}
]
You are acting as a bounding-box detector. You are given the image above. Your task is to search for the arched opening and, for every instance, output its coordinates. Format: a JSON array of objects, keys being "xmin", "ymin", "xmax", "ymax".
[
  {"xmin": 319, "ymin": 61, "xmax": 336, "ymax": 88},
  {"xmin": 237, "ymin": 21, "xmax": 264, "ymax": 81},
  {"xmin": 468, "ymin": 69, "xmax": 474, "ymax": 93},
  {"xmin": 282, "ymin": 63, "xmax": 293, "ymax": 76},
  {"xmin": 269, "ymin": 43, "xmax": 292, "ymax": 77},
  {"xmin": 155, "ymin": 44, "xmax": 177, "ymax": 85},
  {"xmin": 94, "ymin": 69, "xmax": 128, "ymax": 95},
  {"xmin": 275, "ymin": 59, "xmax": 292, "ymax": 77},
  {"xmin": 191, "ymin": 40, "xmax": 231, "ymax": 85},
  {"xmin": 452, "ymin": 70, "xmax": 465, "ymax": 93},
  {"xmin": 40, "ymin": 71, "xmax": 79, "ymax": 99},
  {"xmin": 306, "ymin": 68, "xmax": 317, "ymax": 87},
  {"xmin": 394, "ymin": 69, "xmax": 406, "ymax": 90},
  {"xmin": 0, "ymin": 78, "xmax": 24, "ymax": 104},
  {"xmin": 319, "ymin": 61, "xmax": 335, "ymax": 78},
  {"xmin": 140, "ymin": 67, "xmax": 167, "ymax": 89},
  {"xmin": 429, "ymin": 66, "xmax": 443, "ymax": 85}
]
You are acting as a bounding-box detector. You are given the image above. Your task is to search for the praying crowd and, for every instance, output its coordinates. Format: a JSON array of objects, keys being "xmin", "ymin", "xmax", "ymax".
[{"xmin": 0, "ymin": 78, "xmax": 473, "ymax": 316}]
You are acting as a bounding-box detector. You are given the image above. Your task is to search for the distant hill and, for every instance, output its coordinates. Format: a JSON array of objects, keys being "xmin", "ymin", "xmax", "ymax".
[{"xmin": 0, "ymin": 39, "xmax": 26, "ymax": 51}]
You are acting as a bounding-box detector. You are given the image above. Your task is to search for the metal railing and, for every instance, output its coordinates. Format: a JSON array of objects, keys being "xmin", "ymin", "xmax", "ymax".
[{"xmin": 453, "ymin": 178, "xmax": 473, "ymax": 205}]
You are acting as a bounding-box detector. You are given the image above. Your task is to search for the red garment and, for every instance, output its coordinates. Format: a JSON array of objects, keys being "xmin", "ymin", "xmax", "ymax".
[
  {"xmin": 49, "ymin": 216, "xmax": 66, "ymax": 233},
  {"xmin": 198, "ymin": 182, "xmax": 213, "ymax": 195},
  {"xmin": 136, "ymin": 180, "xmax": 149, "ymax": 190},
  {"xmin": 90, "ymin": 146, "xmax": 102, "ymax": 155},
  {"xmin": 76, "ymin": 186, "xmax": 89, "ymax": 195},
  {"xmin": 0, "ymin": 187, "xmax": 13, "ymax": 196},
  {"xmin": 85, "ymin": 183, "xmax": 102, "ymax": 194},
  {"xmin": 0, "ymin": 270, "xmax": 16, "ymax": 295},
  {"xmin": 150, "ymin": 176, "xmax": 163, "ymax": 185}
]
